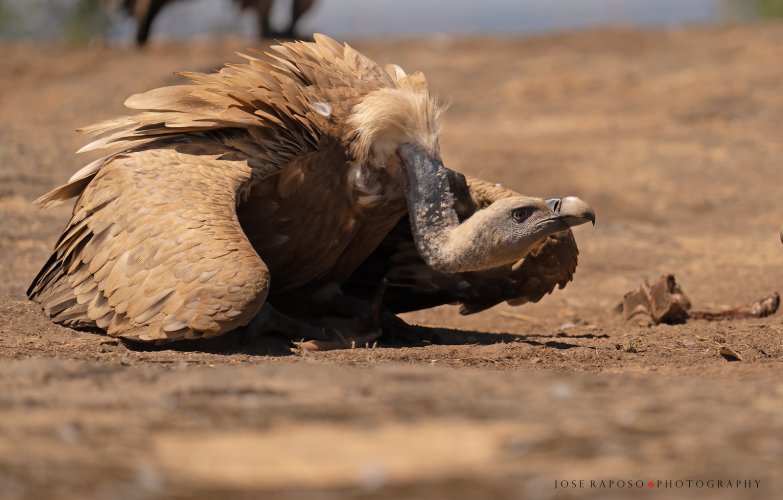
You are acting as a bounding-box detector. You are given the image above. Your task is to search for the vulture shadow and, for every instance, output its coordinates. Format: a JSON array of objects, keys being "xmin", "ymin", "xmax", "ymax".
[
  {"xmin": 385, "ymin": 325, "xmax": 607, "ymax": 350},
  {"xmin": 117, "ymin": 324, "xmax": 608, "ymax": 356},
  {"xmin": 119, "ymin": 329, "xmax": 296, "ymax": 357}
]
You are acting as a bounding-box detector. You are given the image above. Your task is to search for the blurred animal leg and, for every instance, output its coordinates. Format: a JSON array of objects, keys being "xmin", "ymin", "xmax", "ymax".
[
  {"xmin": 255, "ymin": 0, "xmax": 274, "ymax": 38},
  {"xmin": 286, "ymin": 0, "xmax": 315, "ymax": 38},
  {"xmin": 135, "ymin": 0, "xmax": 169, "ymax": 46}
]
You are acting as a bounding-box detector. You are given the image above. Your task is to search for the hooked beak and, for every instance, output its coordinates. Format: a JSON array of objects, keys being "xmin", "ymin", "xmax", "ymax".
[{"xmin": 545, "ymin": 196, "xmax": 596, "ymax": 228}]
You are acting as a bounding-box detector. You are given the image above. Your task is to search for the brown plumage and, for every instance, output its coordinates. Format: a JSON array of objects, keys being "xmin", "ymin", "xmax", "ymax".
[{"xmin": 28, "ymin": 35, "xmax": 594, "ymax": 344}]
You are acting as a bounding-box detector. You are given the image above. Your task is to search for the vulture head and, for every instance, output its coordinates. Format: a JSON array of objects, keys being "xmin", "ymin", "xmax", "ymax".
[
  {"xmin": 397, "ymin": 142, "xmax": 594, "ymax": 273},
  {"xmin": 426, "ymin": 195, "xmax": 594, "ymax": 273},
  {"xmin": 345, "ymin": 69, "xmax": 595, "ymax": 274}
]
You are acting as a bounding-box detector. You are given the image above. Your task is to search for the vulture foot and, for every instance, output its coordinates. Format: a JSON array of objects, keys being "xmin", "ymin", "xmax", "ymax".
[
  {"xmin": 291, "ymin": 285, "xmax": 387, "ymax": 351},
  {"xmin": 293, "ymin": 324, "xmax": 382, "ymax": 351},
  {"xmin": 245, "ymin": 300, "xmax": 383, "ymax": 351},
  {"xmin": 280, "ymin": 280, "xmax": 388, "ymax": 350}
]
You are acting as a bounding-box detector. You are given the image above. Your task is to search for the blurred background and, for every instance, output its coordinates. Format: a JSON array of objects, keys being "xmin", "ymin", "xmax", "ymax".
[
  {"xmin": 0, "ymin": 0, "xmax": 782, "ymax": 44},
  {"xmin": 3, "ymin": 1, "xmax": 783, "ymax": 498}
]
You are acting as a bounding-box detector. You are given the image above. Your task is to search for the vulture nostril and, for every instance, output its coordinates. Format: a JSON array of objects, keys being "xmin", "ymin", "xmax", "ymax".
[{"xmin": 552, "ymin": 200, "xmax": 561, "ymax": 213}]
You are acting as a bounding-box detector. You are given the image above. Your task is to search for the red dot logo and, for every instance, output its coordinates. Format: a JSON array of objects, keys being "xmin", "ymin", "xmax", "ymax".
[{"xmin": 648, "ymin": 482, "xmax": 654, "ymax": 488}]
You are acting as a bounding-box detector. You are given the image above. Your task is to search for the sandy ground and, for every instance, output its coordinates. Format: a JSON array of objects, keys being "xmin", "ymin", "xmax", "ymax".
[{"xmin": 1, "ymin": 23, "xmax": 783, "ymax": 499}]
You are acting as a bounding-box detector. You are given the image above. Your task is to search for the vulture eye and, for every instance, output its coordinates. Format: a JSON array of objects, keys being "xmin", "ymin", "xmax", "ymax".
[{"xmin": 512, "ymin": 207, "xmax": 533, "ymax": 223}]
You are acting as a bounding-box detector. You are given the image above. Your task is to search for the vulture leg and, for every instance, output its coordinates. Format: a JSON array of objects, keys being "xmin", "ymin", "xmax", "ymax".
[
  {"xmin": 266, "ymin": 281, "xmax": 441, "ymax": 349},
  {"xmin": 263, "ymin": 283, "xmax": 388, "ymax": 351},
  {"xmin": 242, "ymin": 303, "xmax": 336, "ymax": 343}
]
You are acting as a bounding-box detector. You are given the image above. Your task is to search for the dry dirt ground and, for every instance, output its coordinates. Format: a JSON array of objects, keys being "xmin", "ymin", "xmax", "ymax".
[{"xmin": 1, "ymin": 23, "xmax": 783, "ymax": 499}]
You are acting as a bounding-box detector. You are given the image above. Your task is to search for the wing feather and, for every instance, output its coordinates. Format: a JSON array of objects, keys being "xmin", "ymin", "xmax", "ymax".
[
  {"xmin": 29, "ymin": 146, "xmax": 271, "ymax": 342},
  {"xmin": 36, "ymin": 34, "xmax": 397, "ymax": 208}
]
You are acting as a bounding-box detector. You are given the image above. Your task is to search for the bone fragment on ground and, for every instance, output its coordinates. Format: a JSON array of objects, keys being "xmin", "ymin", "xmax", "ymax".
[{"xmin": 618, "ymin": 274, "xmax": 779, "ymax": 325}]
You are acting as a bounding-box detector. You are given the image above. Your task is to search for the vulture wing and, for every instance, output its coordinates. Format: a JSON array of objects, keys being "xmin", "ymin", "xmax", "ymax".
[
  {"xmin": 35, "ymin": 34, "xmax": 394, "ymax": 208},
  {"xmin": 28, "ymin": 144, "xmax": 271, "ymax": 341},
  {"xmin": 27, "ymin": 35, "xmax": 410, "ymax": 341}
]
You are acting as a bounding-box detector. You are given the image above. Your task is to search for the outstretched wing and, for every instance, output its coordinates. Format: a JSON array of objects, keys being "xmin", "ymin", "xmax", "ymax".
[
  {"xmin": 342, "ymin": 174, "xmax": 580, "ymax": 314},
  {"xmin": 28, "ymin": 144, "xmax": 271, "ymax": 342}
]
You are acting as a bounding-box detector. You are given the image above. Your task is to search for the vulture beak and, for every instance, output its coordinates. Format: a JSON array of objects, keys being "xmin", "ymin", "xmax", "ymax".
[{"xmin": 545, "ymin": 196, "xmax": 596, "ymax": 228}]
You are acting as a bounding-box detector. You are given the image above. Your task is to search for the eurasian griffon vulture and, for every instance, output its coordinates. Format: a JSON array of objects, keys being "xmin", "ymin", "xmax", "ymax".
[{"xmin": 28, "ymin": 35, "xmax": 595, "ymax": 348}]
